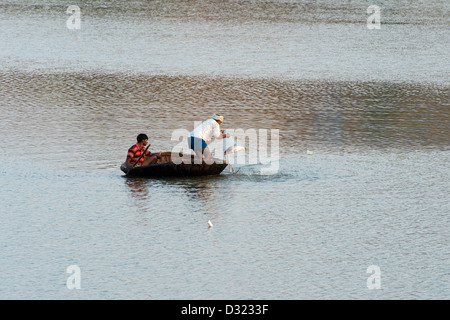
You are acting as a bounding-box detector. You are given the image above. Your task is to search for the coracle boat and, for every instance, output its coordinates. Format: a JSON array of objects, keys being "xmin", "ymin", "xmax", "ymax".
[{"xmin": 121, "ymin": 152, "xmax": 228, "ymax": 177}]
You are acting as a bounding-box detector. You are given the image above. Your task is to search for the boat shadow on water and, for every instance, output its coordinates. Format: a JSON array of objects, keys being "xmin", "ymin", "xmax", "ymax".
[{"xmin": 123, "ymin": 168, "xmax": 231, "ymax": 212}]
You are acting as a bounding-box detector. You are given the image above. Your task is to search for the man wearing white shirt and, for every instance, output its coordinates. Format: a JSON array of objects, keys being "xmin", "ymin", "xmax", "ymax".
[{"xmin": 188, "ymin": 114, "xmax": 230, "ymax": 162}]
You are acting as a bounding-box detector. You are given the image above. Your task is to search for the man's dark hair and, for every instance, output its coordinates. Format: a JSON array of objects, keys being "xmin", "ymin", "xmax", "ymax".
[{"xmin": 137, "ymin": 133, "xmax": 148, "ymax": 143}]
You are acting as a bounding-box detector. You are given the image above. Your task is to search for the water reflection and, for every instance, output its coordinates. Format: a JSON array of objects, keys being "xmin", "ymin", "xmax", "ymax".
[
  {"xmin": 1, "ymin": 0, "xmax": 448, "ymax": 82},
  {"xmin": 122, "ymin": 174, "xmax": 232, "ymax": 218},
  {"xmin": 1, "ymin": 72, "xmax": 447, "ymax": 172},
  {"xmin": 181, "ymin": 178, "xmax": 222, "ymax": 203},
  {"xmin": 124, "ymin": 177, "xmax": 150, "ymax": 210}
]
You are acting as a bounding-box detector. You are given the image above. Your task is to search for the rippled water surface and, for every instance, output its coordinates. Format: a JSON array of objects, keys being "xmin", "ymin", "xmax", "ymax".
[{"xmin": 0, "ymin": 0, "xmax": 449, "ymax": 299}]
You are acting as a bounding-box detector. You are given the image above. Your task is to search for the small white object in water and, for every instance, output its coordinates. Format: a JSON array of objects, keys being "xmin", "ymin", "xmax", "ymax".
[
  {"xmin": 208, "ymin": 220, "xmax": 213, "ymax": 228},
  {"xmin": 223, "ymin": 136, "xmax": 246, "ymax": 156},
  {"xmin": 224, "ymin": 145, "xmax": 246, "ymax": 155},
  {"xmin": 306, "ymin": 150, "xmax": 314, "ymax": 155}
]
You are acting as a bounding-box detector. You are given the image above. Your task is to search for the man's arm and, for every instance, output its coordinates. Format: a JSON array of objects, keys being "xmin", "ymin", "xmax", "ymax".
[
  {"xmin": 148, "ymin": 151, "xmax": 162, "ymax": 160},
  {"xmin": 125, "ymin": 156, "xmax": 135, "ymax": 170},
  {"xmin": 217, "ymin": 130, "xmax": 230, "ymax": 140}
]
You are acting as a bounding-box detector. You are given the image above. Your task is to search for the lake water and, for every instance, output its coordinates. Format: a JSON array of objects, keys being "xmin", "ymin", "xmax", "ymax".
[{"xmin": 0, "ymin": 0, "xmax": 449, "ymax": 300}]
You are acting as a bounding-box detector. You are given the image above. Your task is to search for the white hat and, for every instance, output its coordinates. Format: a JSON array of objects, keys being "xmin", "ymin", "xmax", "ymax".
[{"xmin": 212, "ymin": 114, "xmax": 224, "ymax": 122}]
